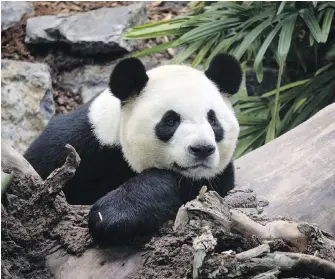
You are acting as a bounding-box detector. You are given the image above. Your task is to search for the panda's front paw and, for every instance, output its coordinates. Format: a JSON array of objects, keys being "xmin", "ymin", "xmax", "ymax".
[{"xmin": 88, "ymin": 168, "xmax": 181, "ymax": 246}]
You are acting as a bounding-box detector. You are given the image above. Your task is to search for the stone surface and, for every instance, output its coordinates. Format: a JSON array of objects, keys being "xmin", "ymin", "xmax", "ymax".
[
  {"xmin": 1, "ymin": 1, "xmax": 33, "ymax": 30},
  {"xmin": 25, "ymin": 3, "xmax": 147, "ymax": 54},
  {"xmin": 58, "ymin": 56, "xmax": 169, "ymax": 103},
  {"xmin": 1, "ymin": 60, "xmax": 55, "ymax": 154}
]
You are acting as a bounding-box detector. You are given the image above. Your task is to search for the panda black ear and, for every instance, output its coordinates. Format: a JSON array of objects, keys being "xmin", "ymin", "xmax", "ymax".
[
  {"xmin": 205, "ymin": 53, "xmax": 242, "ymax": 95},
  {"xmin": 109, "ymin": 57, "xmax": 149, "ymax": 102}
]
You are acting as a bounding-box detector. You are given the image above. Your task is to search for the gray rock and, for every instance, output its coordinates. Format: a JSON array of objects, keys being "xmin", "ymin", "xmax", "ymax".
[
  {"xmin": 25, "ymin": 3, "xmax": 147, "ymax": 54},
  {"xmin": 58, "ymin": 56, "xmax": 169, "ymax": 103},
  {"xmin": 1, "ymin": 1, "xmax": 33, "ymax": 30},
  {"xmin": 1, "ymin": 60, "xmax": 55, "ymax": 154}
]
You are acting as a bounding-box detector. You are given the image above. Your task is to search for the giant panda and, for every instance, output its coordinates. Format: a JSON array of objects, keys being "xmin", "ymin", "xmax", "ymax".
[{"xmin": 23, "ymin": 53, "xmax": 242, "ymax": 246}]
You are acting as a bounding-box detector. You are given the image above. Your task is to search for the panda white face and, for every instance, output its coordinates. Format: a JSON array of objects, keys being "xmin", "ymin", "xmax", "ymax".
[{"xmin": 119, "ymin": 64, "xmax": 240, "ymax": 179}]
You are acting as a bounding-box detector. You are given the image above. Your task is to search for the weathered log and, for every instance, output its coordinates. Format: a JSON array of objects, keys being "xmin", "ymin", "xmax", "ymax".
[{"xmin": 235, "ymin": 103, "xmax": 335, "ymax": 235}]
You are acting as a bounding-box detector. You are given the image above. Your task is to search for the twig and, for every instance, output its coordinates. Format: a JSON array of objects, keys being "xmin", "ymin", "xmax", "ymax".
[
  {"xmin": 230, "ymin": 209, "xmax": 309, "ymax": 251},
  {"xmin": 236, "ymin": 243, "xmax": 270, "ymax": 260},
  {"xmin": 250, "ymin": 269, "xmax": 280, "ymax": 279},
  {"xmin": 192, "ymin": 226, "xmax": 217, "ymax": 279},
  {"xmin": 255, "ymin": 252, "xmax": 335, "ymax": 279},
  {"xmin": 42, "ymin": 144, "xmax": 81, "ymax": 197}
]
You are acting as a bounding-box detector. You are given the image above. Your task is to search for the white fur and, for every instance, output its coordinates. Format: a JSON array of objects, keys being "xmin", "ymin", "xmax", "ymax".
[
  {"xmin": 120, "ymin": 64, "xmax": 240, "ymax": 179},
  {"xmin": 88, "ymin": 88, "xmax": 121, "ymax": 146}
]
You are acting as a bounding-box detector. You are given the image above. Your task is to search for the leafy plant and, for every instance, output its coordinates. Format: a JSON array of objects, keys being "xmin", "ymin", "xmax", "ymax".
[{"xmin": 124, "ymin": 1, "xmax": 335, "ymax": 158}]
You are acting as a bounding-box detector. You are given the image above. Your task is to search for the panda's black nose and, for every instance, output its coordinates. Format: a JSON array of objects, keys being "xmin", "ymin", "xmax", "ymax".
[{"xmin": 189, "ymin": 144, "xmax": 216, "ymax": 159}]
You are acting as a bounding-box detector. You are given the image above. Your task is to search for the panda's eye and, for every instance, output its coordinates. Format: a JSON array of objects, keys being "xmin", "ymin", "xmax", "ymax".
[
  {"xmin": 207, "ymin": 110, "xmax": 217, "ymax": 125},
  {"xmin": 163, "ymin": 111, "xmax": 180, "ymax": 127},
  {"xmin": 166, "ymin": 118, "xmax": 177, "ymax": 126}
]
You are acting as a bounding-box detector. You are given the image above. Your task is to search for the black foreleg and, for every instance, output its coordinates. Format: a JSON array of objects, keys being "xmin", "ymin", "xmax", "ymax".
[{"xmin": 88, "ymin": 168, "xmax": 181, "ymax": 246}]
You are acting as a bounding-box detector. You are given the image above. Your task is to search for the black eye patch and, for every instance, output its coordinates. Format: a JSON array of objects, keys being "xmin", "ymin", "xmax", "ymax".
[
  {"xmin": 207, "ymin": 110, "xmax": 224, "ymax": 142},
  {"xmin": 155, "ymin": 110, "xmax": 181, "ymax": 142}
]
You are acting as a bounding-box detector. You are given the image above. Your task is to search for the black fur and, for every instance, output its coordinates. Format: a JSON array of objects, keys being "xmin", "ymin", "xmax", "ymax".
[
  {"xmin": 88, "ymin": 162, "xmax": 235, "ymax": 246},
  {"xmin": 207, "ymin": 109, "xmax": 224, "ymax": 142},
  {"xmin": 88, "ymin": 168, "xmax": 181, "ymax": 246},
  {"xmin": 109, "ymin": 57, "xmax": 149, "ymax": 102},
  {"xmin": 155, "ymin": 110, "xmax": 181, "ymax": 142},
  {"xmin": 24, "ymin": 98, "xmax": 136, "ymax": 205},
  {"xmin": 205, "ymin": 53, "xmax": 242, "ymax": 94}
]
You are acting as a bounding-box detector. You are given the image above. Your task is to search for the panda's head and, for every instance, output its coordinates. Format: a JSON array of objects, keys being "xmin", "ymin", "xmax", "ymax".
[{"xmin": 93, "ymin": 54, "xmax": 242, "ymax": 180}]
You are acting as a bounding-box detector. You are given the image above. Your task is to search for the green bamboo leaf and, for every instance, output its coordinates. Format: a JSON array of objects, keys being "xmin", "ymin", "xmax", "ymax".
[
  {"xmin": 204, "ymin": 32, "xmax": 246, "ymax": 69},
  {"xmin": 278, "ymin": 99, "xmax": 299, "ymax": 134},
  {"xmin": 239, "ymin": 126, "xmax": 264, "ymax": 138},
  {"xmin": 309, "ymin": 32, "xmax": 315, "ymax": 46},
  {"xmin": 177, "ymin": 19, "xmax": 240, "ymax": 44},
  {"xmin": 238, "ymin": 106, "xmax": 270, "ymax": 115},
  {"xmin": 265, "ymin": 118, "xmax": 276, "ymax": 143},
  {"xmin": 288, "ymin": 82, "xmax": 334, "ymax": 129},
  {"xmin": 124, "ymin": 21, "xmax": 185, "ymax": 39},
  {"xmin": 237, "ymin": 96, "xmax": 266, "ymax": 102},
  {"xmin": 124, "ymin": 29, "xmax": 181, "ymax": 40},
  {"xmin": 234, "ymin": 19, "xmax": 273, "ymax": 60},
  {"xmin": 129, "ymin": 17, "xmax": 187, "ymax": 30},
  {"xmin": 254, "ymin": 22, "xmax": 283, "ymax": 77},
  {"xmin": 293, "ymin": 96, "xmax": 308, "ymax": 112},
  {"xmin": 130, "ymin": 40, "xmax": 179, "ymax": 58},
  {"xmin": 277, "ymin": 1, "xmax": 287, "ymax": 15},
  {"xmin": 236, "ymin": 114, "xmax": 268, "ymax": 126},
  {"xmin": 292, "ymin": 42, "xmax": 307, "ymax": 72},
  {"xmin": 255, "ymin": 60, "xmax": 264, "ymax": 83},
  {"xmin": 321, "ymin": 8, "xmax": 335, "ymax": 42},
  {"xmin": 278, "ymin": 88, "xmax": 302, "ymax": 102},
  {"xmin": 238, "ymin": 102, "xmax": 267, "ymax": 110},
  {"xmin": 314, "ymin": 63, "xmax": 334, "ymax": 75},
  {"xmin": 299, "ymin": 9, "xmax": 323, "ymax": 43},
  {"xmin": 233, "ymin": 129, "xmax": 266, "ymax": 159},
  {"xmin": 170, "ymin": 40, "xmax": 204, "ymax": 64},
  {"xmin": 278, "ymin": 15, "xmax": 297, "ymax": 63},
  {"xmin": 325, "ymin": 42, "xmax": 335, "ymax": 61},
  {"xmin": 192, "ymin": 35, "xmax": 218, "ymax": 67},
  {"xmin": 212, "ymin": 2, "xmax": 248, "ymax": 12},
  {"xmin": 262, "ymin": 79, "xmax": 310, "ymax": 97}
]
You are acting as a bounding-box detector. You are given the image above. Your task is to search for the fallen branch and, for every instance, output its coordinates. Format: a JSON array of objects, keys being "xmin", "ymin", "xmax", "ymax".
[{"xmin": 237, "ymin": 249, "xmax": 335, "ymax": 279}]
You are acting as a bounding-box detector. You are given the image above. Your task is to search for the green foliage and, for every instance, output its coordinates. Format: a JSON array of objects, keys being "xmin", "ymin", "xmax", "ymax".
[{"xmin": 124, "ymin": 1, "xmax": 335, "ymax": 158}]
